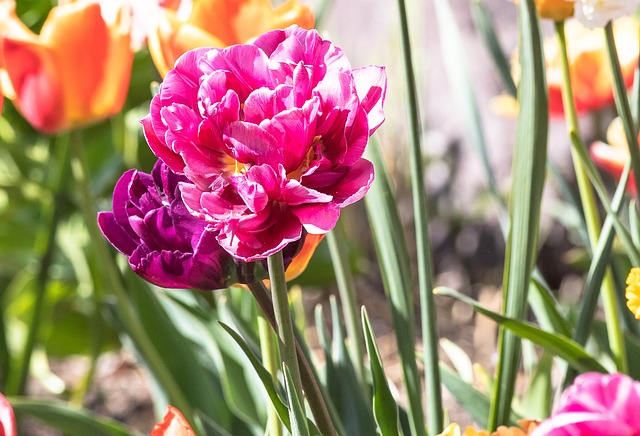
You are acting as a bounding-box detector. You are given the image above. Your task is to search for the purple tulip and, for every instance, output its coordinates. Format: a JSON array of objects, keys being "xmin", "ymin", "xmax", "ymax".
[
  {"xmin": 98, "ymin": 161, "xmax": 269, "ymax": 289},
  {"xmin": 141, "ymin": 25, "xmax": 386, "ymax": 261},
  {"xmin": 532, "ymin": 372, "xmax": 640, "ymax": 435}
]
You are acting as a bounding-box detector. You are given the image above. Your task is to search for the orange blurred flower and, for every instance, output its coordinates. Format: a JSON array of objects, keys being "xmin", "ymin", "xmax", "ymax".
[
  {"xmin": 151, "ymin": 406, "xmax": 195, "ymax": 436},
  {"xmin": 438, "ymin": 420, "xmax": 539, "ymax": 436},
  {"xmin": 0, "ymin": 1, "xmax": 134, "ymax": 134},
  {"xmin": 535, "ymin": 0, "xmax": 574, "ymax": 21},
  {"xmin": 545, "ymin": 17, "xmax": 638, "ymax": 116},
  {"xmin": 148, "ymin": 0, "xmax": 314, "ymax": 77}
]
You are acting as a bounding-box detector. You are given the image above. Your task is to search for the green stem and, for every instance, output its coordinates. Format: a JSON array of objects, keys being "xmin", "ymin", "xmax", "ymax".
[
  {"xmin": 12, "ymin": 134, "xmax": 70, "ymax": 396},
  {"xmin": 258, "ymin": 313, "xmax": 282, "ymax": 436},
  {"xmin": 326, "ymin": 224, "xmax": 365, "ymax": 387},
  {"xmin": 556, "ymin": 21, "xmax": 627, "ymax": 373},
  {"xmin": 248, "ymin": 281, "xmax": 338, "ymax": 436},
  {"xmin": 68, "ymin": 130, "xmax": 198, "ymax": 428},
  {"xmin": 267, "ymin": 251, "xmax": 303, "ymax": 403},
  {"xmin": 395, "ymin": 0, "xmax": 440, "ymax": 432}
]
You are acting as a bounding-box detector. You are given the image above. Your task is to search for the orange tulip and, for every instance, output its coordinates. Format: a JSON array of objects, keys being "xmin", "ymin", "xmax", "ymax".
[
  {"xmin": 0, "ymin": 1, "xmax": 134, "ymax": 134},
  {"xmin": 148, "ymin": 0, "xmax": 314, "ymax": 77},
  {"xmin": 545, "ymin": 17, "xmax": 638, "ymax": 116},
  {"xmin": 151, "ymin": 406, "xmax": 195, "ymax": 436}
]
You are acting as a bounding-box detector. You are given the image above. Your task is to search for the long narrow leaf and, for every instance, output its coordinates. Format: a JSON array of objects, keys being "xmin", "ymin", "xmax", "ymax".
[
  {"xmin": 435, "ymin": 287, "xmax": 607, "ymax": 373},
  {"xmin": 434, "ymin": 0, "xmax": 499, "ymax": 197},
  {"xmin": 284, "ymin": 363, "xmax": 311, "ymax": 436},
  {"xmin": 470, "ymin": 0, "xmax": 518, "ymax": 97},
  {"xmin": 489, "ymin": 0, "xmax": 548, "ymax": 428},
  {"xmin": 10, "ymin": 398, "xmax": 141, "ymax": 436},
  {"xmin": 362, "ymin": 308, "xmax": 401, "ymax": 436},
  {"xmin": 363, "ymin": 139, "xmax": 424, "ymax": 434},
  {"xmin": 218, "ymin": 322, "xmax": 293, "ymax": 433},
  {"xmin": 439, "ymin": 365, "xmax": 522, "ymax": 429}
]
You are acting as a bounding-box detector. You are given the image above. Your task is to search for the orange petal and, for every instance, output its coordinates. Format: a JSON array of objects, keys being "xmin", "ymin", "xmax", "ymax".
[
  {"xmin": 149, "ymin": 0, "xmax": 314, "ymax": 76},
  {"xmin": 91, "ymin": 4, "xmax": 134, "ymax": 121},
  {"xmin": 148, "ymin": 9, "xmax": 226, "ymax": 77},
  {"xmin": 151, "ymin": 406, "xmax": 195, "ymax": 436},
  {"xmin": 285, "ymin": 234, "xmax": 324, "ymax": 281},
  {"xmin": 2, "ymin": 37, "xmax": 64, "ymax": 133}
]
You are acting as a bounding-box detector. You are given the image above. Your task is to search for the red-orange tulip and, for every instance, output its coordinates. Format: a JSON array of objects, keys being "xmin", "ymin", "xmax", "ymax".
[
  {"xmin": 148, "ymin": 0, "xmax": 314, "ymax": 77},
  {"xmin": 0, "ymin": 1, "xmax": 134, "ymax": 134},
  {"xmin": 151, "ymin": 406, "xmax": 195, "ymax": 436},
  {"xmin": 545, "ymin": 17, "xmax": 638, "ymax": 116},
  {"xmin": 590, "ymin": 117, "xmax": 639, "ymax": 194}
]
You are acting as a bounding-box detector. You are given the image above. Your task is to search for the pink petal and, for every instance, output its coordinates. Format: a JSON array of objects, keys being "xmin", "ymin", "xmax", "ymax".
[{"xmin": 352, "ymin": 65, "xmax": 387, "ymax": 134}]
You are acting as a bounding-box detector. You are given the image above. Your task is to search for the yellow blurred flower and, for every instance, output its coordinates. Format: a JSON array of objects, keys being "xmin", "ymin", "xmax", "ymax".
[
  {"xmin": 148, "ymin": 0, "xmax": 315, "ymax": 77},
  {"xmin": 626, "ymin": 267, "xmax": 640, "ymax": 319},
  {"xmin": 0, "ymin": 0, "xmax": 133, "ymax": 134}
]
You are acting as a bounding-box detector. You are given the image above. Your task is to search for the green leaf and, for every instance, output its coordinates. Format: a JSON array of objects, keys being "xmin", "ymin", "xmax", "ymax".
[
  {"xmin": 439, "ymin": 365, "xmax": 522, "ymax": 429},
  {"xmin": 435, "ymin": 287, "xmax": 607, "ymax": 373},
  {"xmin": 522, "ymin": 352, "xmax": 552, "ymax": 419},
  {"xmin": 284, "ymin": 363, "xmax": 310, "ymax": 436},
  {"xmin": 364, "ymin": 139, "xmax": 424, "ymax": 435},
  {"xmin": 439, "ymin": 339, "xmax": 474, "ymax": 383},
  {"xmin": 529, "ymin": 274, "xmax": 572, "ymax": 337},
  {"xmin": 489, "ymin": 0, "xmax": 548, "ymax": 428},
  {"xmin": 434, "ymin": 0, "xmax": 499, "ymax": 197},
  {"xmin": 218, "ymin": 322, "xmax": 322, "ymax": 436},
  {"xmin": 362, "ymin": 308, "xmax": 401, "ymax": 436},
  {"xmin": 10, "ymin": 398, "xmax": 141, "ymax": 436},
  {"xmin": 470, "ymin": 0, "xmax": 517, "ymax": 97}
]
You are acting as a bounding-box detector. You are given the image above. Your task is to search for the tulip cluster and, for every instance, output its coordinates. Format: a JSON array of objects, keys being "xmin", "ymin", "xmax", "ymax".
[{"xmin": 100, "ymin": 25, "xmax": 386, "ymax": 287}]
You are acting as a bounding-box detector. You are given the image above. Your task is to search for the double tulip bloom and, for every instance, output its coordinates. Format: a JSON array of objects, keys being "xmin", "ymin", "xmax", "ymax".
[
  {"xmin": 148, "ymin": 0, "xmax": 314, "ymax": 77},
  {"xmin": 0, "ymin": 1, "xmax": 133, "ymax": 134},
  {"xmin": 101, "ymin": 25, "xmax": 386, "ymax": 287}
]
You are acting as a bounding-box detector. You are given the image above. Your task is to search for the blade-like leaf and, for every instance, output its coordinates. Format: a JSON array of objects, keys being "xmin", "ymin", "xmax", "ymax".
[
  {"xmin": 284, "ymin": 363, "xmax": 310, "ymax": 436},
  {"xmin": 489, "ymin": 0, "xmax": 548, "ymax": 428},
  {"xmin": 10, "ymin": 398, "xmax": 141, "ymax": 436},
  {"xmin": 362, "ymin": 308, "xmax": 401, "ymax": 436},
  {"xmin": 439, "ymin": 365, "xmax": 522, "ymax": 429},
  {"xmin": 435, "ymin": 287, "xmax": 607, "ymax": 373},
  {"xmin": 364, "ymin": 139, "xmax": 424, "ymax": 435}
]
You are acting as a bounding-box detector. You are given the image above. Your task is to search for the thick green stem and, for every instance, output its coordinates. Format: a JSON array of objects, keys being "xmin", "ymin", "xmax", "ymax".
[
  {"xmin": 267, "ymin": 251, "xmax": 303, "ymax": 404},
  {"xmin": 258, "ymin": 313, "xmax": 282, "ymax": 436},
  {"xmin": 11, "ymin": 134, "xmax": 70, "ymax": 396},
  {"xmin": 326, "ymin": 224, "xmax": 365, "ymax": 387},
  {"xmin": 68, "ymin": 130, "xmax": 198, "ymax": 428},
  {"xmin": 556, "ymin": 21, "xmax": 627, "ymax": 373}
]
